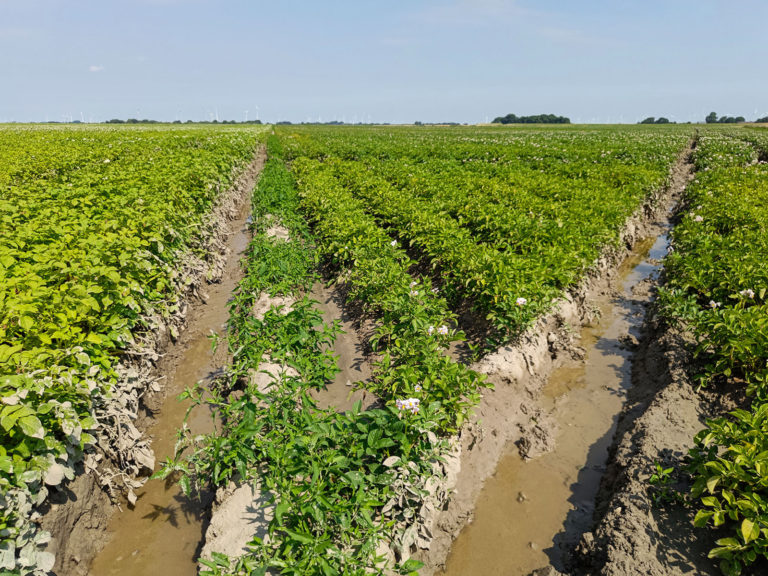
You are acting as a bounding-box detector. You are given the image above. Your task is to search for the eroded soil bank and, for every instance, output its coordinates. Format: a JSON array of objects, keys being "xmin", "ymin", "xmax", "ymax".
[
  {"xmin": 40, "ymin": 149, "xmax": 266, "ymax": 576},
  {"xmin": 416, "ymin": 142, "xmax": 695, "ymax": 575},
  {"xmin": 438, "ymin": 231, "xmax": 670, "ymax": 576}
]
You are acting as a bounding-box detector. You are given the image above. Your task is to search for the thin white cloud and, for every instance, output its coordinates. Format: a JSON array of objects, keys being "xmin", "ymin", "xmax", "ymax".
[{"xmin": 89, "ymin": 65, "xmax": 104, "ymax": 73}]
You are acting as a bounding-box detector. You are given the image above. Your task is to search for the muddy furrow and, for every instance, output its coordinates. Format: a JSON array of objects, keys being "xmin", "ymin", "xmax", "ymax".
[
  {"xmin": 40, "ymin": 147, "xmax": 267, "ymax": 576},
  {"xmin": 415, "ymin": 139, "xmax": 697, "ymax": 575},
  {"xmin": 569, "ymin": 141, "xmax": 733, "ymax": 575}
]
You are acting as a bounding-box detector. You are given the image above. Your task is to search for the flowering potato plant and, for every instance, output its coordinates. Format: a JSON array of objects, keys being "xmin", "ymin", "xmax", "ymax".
[
  {"xmin": 282, "ymin": 125, "xmax": 689, "ymax": 344},
  {"xmin": 164, "ymin": 137, "xmax": 481, "ymax": 574}
]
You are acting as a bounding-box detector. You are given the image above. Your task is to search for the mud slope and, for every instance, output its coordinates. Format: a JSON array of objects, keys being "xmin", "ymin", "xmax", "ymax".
[
  {"xmin": 40, "ymin": 146, "xmax": 267, "ymax": 576},
  {"xmin": 416, "ymin": 141, "xmax": 696, "ymax": 575}
]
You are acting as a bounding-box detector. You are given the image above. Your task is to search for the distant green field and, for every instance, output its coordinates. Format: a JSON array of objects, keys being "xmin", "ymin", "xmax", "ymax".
[{"xmin": 282, "ymin": 124, "xmax": 692, "ymax": 339}]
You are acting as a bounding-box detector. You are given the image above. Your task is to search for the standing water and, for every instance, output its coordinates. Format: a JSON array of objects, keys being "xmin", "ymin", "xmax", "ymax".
[
  {"xmin": 438, "ymin": 231, "xmax": 671, "ymax": 576},
  {"xmin": 88, "ymin": 194, "xmax": 255, "ymax": 576}
]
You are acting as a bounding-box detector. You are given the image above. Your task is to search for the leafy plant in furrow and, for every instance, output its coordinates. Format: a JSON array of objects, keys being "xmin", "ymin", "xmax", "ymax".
[
  {"xmin": 163, "ymin": 136, "xmax": 481, "ymax": 575},
  {"xmin": 0, "ymin": 124, "xmax": 266, "ymax": 574},
  {"xmin": 657, "ymin": 131, "xmax": 768, "ymax": 575},
  {"xmin": 293, "ymin": 158, "xmax": 484, "ymax": 432}
]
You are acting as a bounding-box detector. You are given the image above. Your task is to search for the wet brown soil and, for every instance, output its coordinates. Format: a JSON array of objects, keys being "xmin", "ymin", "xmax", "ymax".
[
  {"xmin": 87, "ymin": 168, "xmax": 258, "ymax": 576},
  {"xmin": 416, "ymin": 141, "xmax": 696, "ymax": 575},
  {"xmin": 41, "ymin": 149, "xmax": 266, "ymax": 576},
  {"xmin": 309, "ymin": 282, "xmax": 376, "ymax": 412},
  {"xmin": 438, "ymin": 232, "xmax": 670, "ymax": 576}
]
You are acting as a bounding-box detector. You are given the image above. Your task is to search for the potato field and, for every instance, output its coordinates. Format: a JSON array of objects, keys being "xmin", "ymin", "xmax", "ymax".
[{"xmin": 1, "ymin": 123, "xmax": 767, "ymax": 576}]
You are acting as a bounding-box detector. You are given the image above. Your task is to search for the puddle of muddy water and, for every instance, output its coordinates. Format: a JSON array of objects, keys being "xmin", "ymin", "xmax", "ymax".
[
  {"xmin": 87, "ymin": 205, "xmax": 253, "ymax": 576},
  {"xmin": 438, "ymin": 231, "xmax": 670, "ymax": 576}
]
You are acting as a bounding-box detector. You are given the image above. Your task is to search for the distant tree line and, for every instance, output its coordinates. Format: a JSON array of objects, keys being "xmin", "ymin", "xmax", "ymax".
[
  {"xmin": 492, "ymin": 113, "xmax": 570, "ymax": 124},
  {"xmin": 414, "ymin": 121, "xmax": 465, "ymax": 126},
  {"xmin": 639, "ymin": 117, "xmax": 673, "ymax": 124},
  {"xmin": 105, "ymin": 118, "xmax": 263, "ymax": 124},
  {"xmin": 705, "ymin": 112, "xmax": 746, "ymax": 124}
]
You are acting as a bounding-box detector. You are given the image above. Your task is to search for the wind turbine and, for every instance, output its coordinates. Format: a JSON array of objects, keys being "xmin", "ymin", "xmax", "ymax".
[
  {"xmin": 254, "ymin": 104, "xmax": 260, "ymax": 122},
  {"xmin": 244, "ymin": 110, "xmax": 249, "ymax": 122}
]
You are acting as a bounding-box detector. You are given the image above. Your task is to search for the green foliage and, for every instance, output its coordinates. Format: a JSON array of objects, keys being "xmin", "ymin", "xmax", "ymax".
[
  {"xmin": 0, "ymin": 124, "xmax": 266, "ymax": 573},
  {"xmin": 705, "ymin": 112, "xmax": 747, "ymax": 124},
  {"xmin": 163, "ymin": 140, "xmax": 460, "ymax": 574},
  {"xmin": 281, "ymin": 124, "xmax": 690, "ymax": 344},
  {"xmin": 647, "ymin": 461, "xmax": 684, "ymax": 506},
  {"xmin": 640, "ymin": 117, "xmax": 673, "ymax": 124},
  {"xmin": 689, "ymin": 406, "xmax": 768, "ymax": 575},
  {"xmin": 659, "ymin": 133, "xmax": 768, "ymax": 393},
  {"xmin": 492, "ymin": 113, "xmax": 570, "ymax": 124},
  {"xmin": 658, "ymin": 130, "xmax": 768, "ymax": 574},
  {"xmin": 293, "ymin": 158, "xmax": 484, "ymax": 431}
]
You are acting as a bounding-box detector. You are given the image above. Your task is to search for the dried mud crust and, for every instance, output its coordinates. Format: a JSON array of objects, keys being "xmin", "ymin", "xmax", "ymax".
[
  {"xmin": 39, "ymin": 146, "xmax": 267, "ymax": 576},
  {"xmin": 415, "ymin": 142, "xmax": 696, "ymax": 575}
]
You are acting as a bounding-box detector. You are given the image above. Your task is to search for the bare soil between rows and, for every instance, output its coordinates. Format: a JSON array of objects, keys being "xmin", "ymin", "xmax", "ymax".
[{"xmin": 38, "ymin": 147, "xmax": 267, "ymax": 576}]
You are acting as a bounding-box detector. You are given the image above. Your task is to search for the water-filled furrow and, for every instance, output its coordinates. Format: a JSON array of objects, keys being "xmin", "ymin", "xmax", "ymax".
[
  {"xmin": 87, "ymin": 194, "xmax": 254, "ymax": 576},
  {"xmin": 438, "ymin": 230, "xmax": 671, "ymax": 576}
]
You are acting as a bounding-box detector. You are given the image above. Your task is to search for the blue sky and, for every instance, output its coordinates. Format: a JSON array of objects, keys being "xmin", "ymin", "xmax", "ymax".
[{"xmin": 1, "ymin": 0, "xmax": 765, "ymax": 123}]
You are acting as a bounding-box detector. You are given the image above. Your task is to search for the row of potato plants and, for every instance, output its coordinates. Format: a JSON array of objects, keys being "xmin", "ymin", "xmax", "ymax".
[
  {"xmin": 657, "ymin": 129, "xmax": 768, "ymax": 575},
  {"xmin": 162, "ymin": 135, "xmax": 484, "ymax": 575},
  {"xmin": 279, "ymin": 126, "xmax": 690, "ymax": 344},
  {"xmin": 0, "ymin": 125, "xmax": 265, "ymax": 573}
]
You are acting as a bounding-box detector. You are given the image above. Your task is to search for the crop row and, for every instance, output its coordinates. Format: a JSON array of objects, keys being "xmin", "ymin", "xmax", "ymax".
[
  {"xmin": 164, "ymin": 134, "xmax": 486, "ymax": 574},
  {"xmin": 281, "ymin": 126, "xmax": 690, "ymax": 343},
  {"xmin": 0, "ymin": 125, "xmax": 266, "ymax": 574},
  {"xmin": 658, "ymin": 130, "xmax": 768, "ymax": 575}
]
